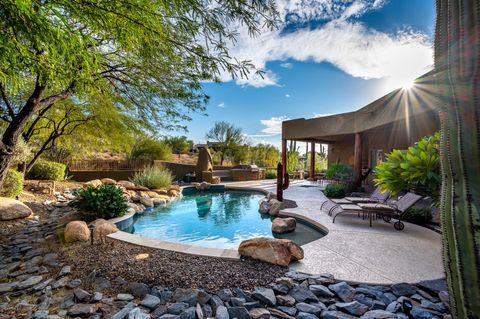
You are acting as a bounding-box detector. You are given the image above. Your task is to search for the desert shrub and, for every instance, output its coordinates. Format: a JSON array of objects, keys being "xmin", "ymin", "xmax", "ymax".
[
  {"xmin": 132, "ymin": 166, "xmax": 173, "ymax": 189},
  {"xmin": 374, "ymin": 132, "xmax": 440, "ymax": 205},
  {"xmin": 0, "ymin": 169, "xmax": 24, "ymax": 198},
  {"xmin": 129, "ymin": 137, "xmax": 172, "ymax": 161},
  {"xmin": 402, "ymin": 207, "xmax": 433, "ymax": 225},
  {"xmin": 27, "ymin": 160, "xmax": 66, "ymax": 181},
  {"xmin": 70, "ymin": 185, "xmax": 128, "ymax": 221},
  {"xmin": 325, "ymin": 163, "xmax": 354, "ymax": 183},
  {"xmin": 287, "ymin": 150, "xmax": 300, "ymax": 173},
  {"xmin": 265, "ymin": 169, "xmax": 277, "ymax": 179},
  {"xmin": 324, "ymin": 184, "xmax": 348, "ymax": 198}
]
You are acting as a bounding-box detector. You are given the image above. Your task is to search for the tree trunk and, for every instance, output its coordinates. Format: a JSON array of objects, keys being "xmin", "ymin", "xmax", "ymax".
[
  {"xmin": 25, "ymin": 138, "xmax": 53, "ymax": 173},
  {"xmin": 0, "ymin": 153, "xmax": 14, "ymax": 188},
  {"xmin": 435, "ymin": 1, "xmax": 480, "ymax": 318}
]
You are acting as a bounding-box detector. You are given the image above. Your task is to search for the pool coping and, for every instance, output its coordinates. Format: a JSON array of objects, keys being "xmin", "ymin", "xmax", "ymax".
[{"xmin": 107, "ymin": 184, "xmax": 325, "ymax": 260}]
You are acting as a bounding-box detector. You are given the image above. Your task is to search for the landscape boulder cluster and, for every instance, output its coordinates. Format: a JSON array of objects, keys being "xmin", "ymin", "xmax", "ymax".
[
  {"xmin": 259, "ymin": 195, "xmax": 284, "ymax": 215},
  {"xmin": 62, "ymin": 178, "xmax": 183, "ymax": 243},
  {"xmin": 84, "ymin": 178, "xmax": 182, "ymax": 213}
]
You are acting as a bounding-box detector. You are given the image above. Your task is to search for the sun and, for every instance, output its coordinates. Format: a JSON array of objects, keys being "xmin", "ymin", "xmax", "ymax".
[{"xmin": 402, "ymin": 80, "xmax": 415, "ymax": 90}]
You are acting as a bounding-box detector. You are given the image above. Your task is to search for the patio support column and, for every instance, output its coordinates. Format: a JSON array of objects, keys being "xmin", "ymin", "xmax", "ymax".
[
  {"xmin": 354, "ymin": 132, "xmax": 363, "ymax": 182},
  {"xmin": 281, "ymin": 138, "xmax": 287, "ymax": 175},
  {"xmin": 310, "ymin": 142, "xmax": 315, "ymax": 179}
]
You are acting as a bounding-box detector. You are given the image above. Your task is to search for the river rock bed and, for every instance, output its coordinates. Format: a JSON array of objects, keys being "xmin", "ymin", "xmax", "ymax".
[{"xmin": 0, "ymin": 219, "xmax": 451, "ymax": 319}]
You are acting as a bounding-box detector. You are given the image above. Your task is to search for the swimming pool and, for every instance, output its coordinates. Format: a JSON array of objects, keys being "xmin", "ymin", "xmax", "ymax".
[{"xmin": 127, "ymin": 188, "xmax": 325, "ymax": 249}]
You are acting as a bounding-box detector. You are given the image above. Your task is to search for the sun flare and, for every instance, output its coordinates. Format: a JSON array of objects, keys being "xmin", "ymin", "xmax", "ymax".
[{"xmin": 402, "ymin": 80, "xmax": 415, "ymax": 90}]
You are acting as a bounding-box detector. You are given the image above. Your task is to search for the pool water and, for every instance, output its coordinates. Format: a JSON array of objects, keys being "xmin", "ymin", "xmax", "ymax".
[{"xmin": 128, "ymin": 189, "xmax": 324, "ymax": 249}]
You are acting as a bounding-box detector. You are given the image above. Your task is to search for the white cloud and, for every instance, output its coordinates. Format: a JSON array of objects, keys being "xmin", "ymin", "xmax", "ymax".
[
  {"xmin": 260, "ymin": 116, "xmax": 290, "ymax": 135},
  {"xmin": 313, "ymin": 112, "xmax": 333, "ymax": 117},
  {"xmin": 218, "ymin": 0, "xmax": 432, "ymax": 92},
  {"xmin": 285, "ymin": 94, "xmax": 291, "ymax": 98},
  {"xmin": 217, "ymin": 102, "xmax": 225, "ymax": 108},
  {"xmin": 280, "ymin": 62, "xmax": 293, "ymax": 69}
]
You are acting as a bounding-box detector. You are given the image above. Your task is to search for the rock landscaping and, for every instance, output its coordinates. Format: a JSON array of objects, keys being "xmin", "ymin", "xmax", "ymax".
[
  {"xmin": 0, "ymin": 219, "xmax": 452, "ymax": 319},
  {"xmin": 271, "ymin": 218, "xmax": 297, "ymax": 234},
  {"xmin": 0, "ymin": 182, "xmax": 450, "ymax": 319},
  {"xmin": 238, "ymin": 237, "xmax": 304, "ymax": 266}
]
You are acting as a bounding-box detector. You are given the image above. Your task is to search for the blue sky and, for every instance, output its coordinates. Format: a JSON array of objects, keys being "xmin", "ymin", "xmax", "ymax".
[{"xmin": 176, "ymin": 0, "xmax": 435, "ymax": 148}]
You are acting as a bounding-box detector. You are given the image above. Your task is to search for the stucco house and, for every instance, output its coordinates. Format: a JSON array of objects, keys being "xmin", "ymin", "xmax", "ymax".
[{"xmin": 281, "ymin": 71, "xmax": 440, "ymax": 182}]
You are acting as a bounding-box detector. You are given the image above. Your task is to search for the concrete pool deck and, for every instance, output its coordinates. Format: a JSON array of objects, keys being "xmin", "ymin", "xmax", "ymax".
[
  {"xmin": 109, "ymin": 179, "xmax": 445, "ymax": 285},
  {"xmin": 225, "ymin": 180, "xmax": 445, "ymax": 284}
]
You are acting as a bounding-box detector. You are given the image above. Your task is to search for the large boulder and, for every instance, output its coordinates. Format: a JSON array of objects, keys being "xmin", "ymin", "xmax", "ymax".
[
  {"xmin": 268, "ymin": 199, "xmax": 284, "ymax": 215},
  {"xmin": 0, "ymin": 197, "xmax": 33, "ymax": 220},
  {"xmin": 117, "ymin": 180, "xmax": 136, "ymax": 190},
  {"xmin": 91, "ymin": 219, "xmax": 118, "ymax": 240},
  {"xmin": 259, "ymin": 199, "xmax": 270, "ymax": 214},
  {"xmin": 64, "ymin": 221, "xmax": 90, "ymax": 243},
  {"xmin": 272, "ymin": 217, "xmax": 296, "ymax": 234},
  {"xmin": 101, "ymin": 178, "xmax": 116, "ymax": 185},
  {"xmin": 238, "ymin": 237, "xmax": 304, "ymax": 266},
  {"xmin": 84, "ymin": 179, "xmax": 103, "ymax": 188},
  {"xmin": 168, "ymin": 189, "xmax": 180, "ymax": 197},
  {"xmin": 152, "ymin": 198, "xmax": 167, "ymax": 206},
  {"xmin": 139, "ymin": 196, "xmax": 154, "ymax": 208}
]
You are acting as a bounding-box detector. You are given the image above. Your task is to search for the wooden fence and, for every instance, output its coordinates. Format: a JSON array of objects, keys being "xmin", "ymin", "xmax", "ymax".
[{"xmin": 67, "ymin": 159, "xmax": 152, "ymax": 171}]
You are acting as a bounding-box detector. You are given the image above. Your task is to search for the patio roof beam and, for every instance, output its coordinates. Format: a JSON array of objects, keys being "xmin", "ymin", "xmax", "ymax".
[
  {"xmin": 310, "ymin": 142, "xmax": 315, "ymax": 179},
  {"xmin": 288, "ymin": 138, "xmax": 333, "ymax": 144},
  {"xmin": 354, "ymin": 132, "xmax": 363, "ymax": 184}
]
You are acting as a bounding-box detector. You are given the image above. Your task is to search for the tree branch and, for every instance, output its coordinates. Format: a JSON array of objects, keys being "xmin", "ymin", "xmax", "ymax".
[{"xmin": 0, "ymin": 83, "xmax": 15, "ymax": 119}]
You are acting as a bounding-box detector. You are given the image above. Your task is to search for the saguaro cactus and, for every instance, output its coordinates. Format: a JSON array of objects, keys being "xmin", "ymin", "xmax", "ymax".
[
  {"xmin": 276, "ymin": 162, "xmax": 289, "ymax": 201},
  {"xmin": 435, "ymin": 1, "xmax": 480, "ymax": 318}
]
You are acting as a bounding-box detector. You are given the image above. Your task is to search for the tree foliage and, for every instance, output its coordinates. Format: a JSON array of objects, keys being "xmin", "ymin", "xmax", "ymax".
[
  {"xmin": 374, "ymin": 133, "xmax": 440, "ymax": 204},
  {"xmin": 286, "ymin": 150, "xmax": 300, "ymax": 173},
  {"xmin": 0, "ymin": 0, "xmax": 279, "ymax": 187},
  {"xmin": 206, "ymin": 121, "xmax": 245, "ymax": 165},
  {"xmin": 128, "ymin": 137, "xmax": 172, "ymax": 161},
  {"xmin": 165, "ymin": 136, "xmax": 192, "ymax": 155}
]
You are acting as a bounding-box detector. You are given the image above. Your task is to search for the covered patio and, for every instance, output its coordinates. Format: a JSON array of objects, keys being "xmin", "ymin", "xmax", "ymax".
[{"xmin": 281, "ymin": 72, "xmax": 440, "ymax": 182}]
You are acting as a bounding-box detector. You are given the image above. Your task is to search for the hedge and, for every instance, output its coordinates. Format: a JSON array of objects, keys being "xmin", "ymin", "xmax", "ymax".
[{"xmin": 27, "ymin": 160, "xmax": 66, "ymax": 181}]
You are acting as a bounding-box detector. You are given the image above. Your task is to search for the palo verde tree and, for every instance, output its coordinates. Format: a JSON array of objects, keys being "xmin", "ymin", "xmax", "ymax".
[
  {"xmin": 435, "ymin": 0, "xmax": 480, "ymax": 318},
  {"xmin": 0, "ymin": 0, "xmax": 279, "ymax": 188},
  {"xmin": 206, "ymin": 121, "xmax": 245, "ymax": 165}
]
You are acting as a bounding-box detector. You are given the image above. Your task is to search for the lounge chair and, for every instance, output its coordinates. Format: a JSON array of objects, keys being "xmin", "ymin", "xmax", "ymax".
[
  {"xmin": 345, "ymin": 187, "xmax": 391, "ymax": 203},
  {"xmin": 322, "ymin": 192, "xmax": 423, "ymax": 230},
  {"xmin": 330, "ymin": 186, "xmax": 391, "ymax": 205}
]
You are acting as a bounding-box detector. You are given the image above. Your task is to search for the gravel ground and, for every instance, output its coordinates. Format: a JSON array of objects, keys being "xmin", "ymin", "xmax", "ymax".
[{"xmin": 59, "ymin": 239, "xmax": 286, "ymax": 293}]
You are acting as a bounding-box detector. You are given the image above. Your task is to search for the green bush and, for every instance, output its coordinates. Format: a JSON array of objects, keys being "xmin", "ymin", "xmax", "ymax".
[
  {"xmin": 287, "ymin": 150, "xmax": 300, "ymax": 173},
  {"xmin": 27, "ymin": 160, "xmax": 66, "ymax": 181},
  {"xmin": 325, "ymin": 163, "xmax": 354, "ymax": 183},
  {"xmin": 0, "ymin": 169, "xmax": 24, "ymax": 198},
  {"xmin": 374, "ymin": 132, "xmax": 440, "ymax": 205},
  {"xmin": 265, "ymin": 169, "xmax": 277, "ymax": 179},
  {"xmin": 324, "ymin": 184, "xmax": 348, "ymax": 198},
  {"xmin": 70, "ymin": 185, "xmax": 128, "ymax": 221},
  {"xmin": 402, "ymin": 207, "xmax": 433, "ymax": 225},
  {"xmin": 129, "ymin": 137, "xmax": 172, "ymax": 161},
  {"xmin": 132, "ymin": 166, "xmax": 173, "ymax": 189}
]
